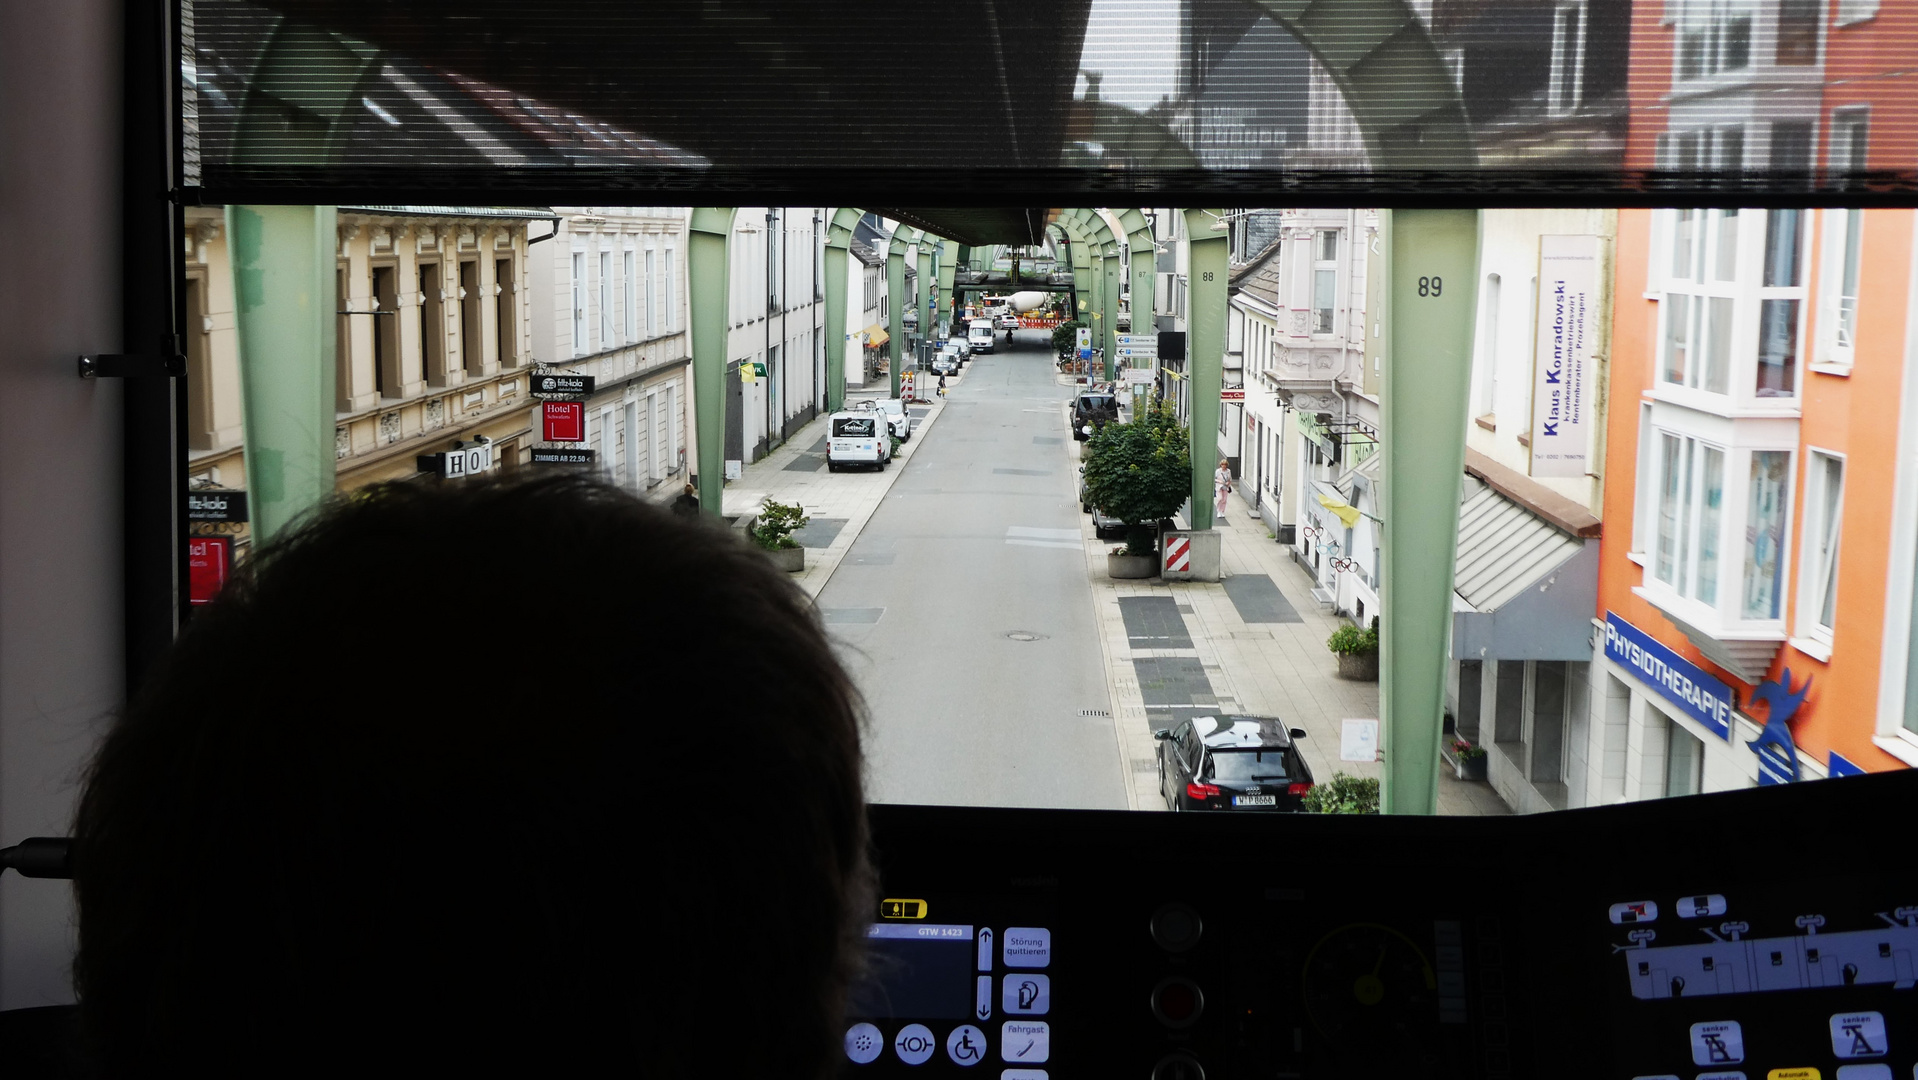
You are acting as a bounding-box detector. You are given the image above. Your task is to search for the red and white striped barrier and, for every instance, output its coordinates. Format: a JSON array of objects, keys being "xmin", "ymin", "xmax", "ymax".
[{"xmin": 1164, "ymin": 534, "xmax": 1191, "ymax": 574}]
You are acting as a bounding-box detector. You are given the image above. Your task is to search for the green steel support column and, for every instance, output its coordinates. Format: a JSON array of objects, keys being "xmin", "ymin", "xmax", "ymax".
[
  {"xmin": 1118, "ymin": 208, "xmax": 1158, "ymax": 413},
  {"xmin": 1096, "ymin": 229, "xmax": 1122, "ymax": 382},
  {"xmin": 823, "ymin": 207, "xmax": 861, "ymax": 415},
  {"xmin": 1060, "ymin": 220, "xmax": 1093, "ymax": 330},
  {"xmin": 886, "ymin": 226, "xmax": 921, "ymax": 399},
  {"xmin": 1067, "ymin": 213, "xmax": 1102, "ymax": 374},
  {"xmin": 1182, "ymin": 208, "xmax": 1228, "ymax": 531},
  {"xmin": 916, "ymin": 237, "xmax": 937, "ymax": 354},
  {"xmin": 689, "ymin": 207, "xmax": 737, "ymax": 519},
  {"xmin": 937, "ymin": 241, "xmax": 957, "ymax": 336},
  {"xmin": 226, "ymin": 205, "xmax": 338, "ymax": 544},
  {"xmin": 1378, "ymin": 208, "xmax": 1480, "ymax": 816}
]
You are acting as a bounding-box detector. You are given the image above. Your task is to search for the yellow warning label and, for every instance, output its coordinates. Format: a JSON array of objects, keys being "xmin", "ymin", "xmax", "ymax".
[
  {"xmin": 1767, "ymin": 1069, "xmax": 1821, "ymax": 1080},
  {"xmin": 879, "ymin": 899, "xmax": 927, "ymax": 919}
]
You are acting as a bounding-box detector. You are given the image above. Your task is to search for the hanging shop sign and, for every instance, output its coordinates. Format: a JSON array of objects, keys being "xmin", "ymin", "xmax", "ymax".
[
  {"xmin": 543, "ymin": 400, "xmax": 585, "ymax": 442},
  {"xmin": 530, "ymin": 373, "xmax": 595, "ymax": 398},
  {"xmin": 417, "ymin": 442, "xmax": 495, "ymax": 479},
  {"xmin": 185, "ymin": 490, "xmax": 248, "ymax": 523},
  {"xmin": 188, "ymin": 536, "xmax": 230, "ymax": 606},
  {"xmin": 1748, "ymin": 668, "xmax": 1812, "ymax": 785},
  {"xmin": 530, "ymin": 447, "xmax": 596, "ymax": 465},
  {"xmin": 1529, "ymin": 235, "xmax": 1600, "ymax": 478},
  {"xmin": 1602, "ymin": 612, "xmax": 1734, "ymax": 741},
  {"xmin": 1221, "ymin": 389, "xmax": 1245, "ymax": 401}
]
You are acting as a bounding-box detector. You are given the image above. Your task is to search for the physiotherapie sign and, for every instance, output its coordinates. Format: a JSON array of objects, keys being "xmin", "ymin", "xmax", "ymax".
[
  {"xmin": 1529, "ymin": 235, "xmax": 1600, "ymax": 479},
  {"xmin": 1603, "ymin": 612, "xmax": 1735, "ymax": 741}
]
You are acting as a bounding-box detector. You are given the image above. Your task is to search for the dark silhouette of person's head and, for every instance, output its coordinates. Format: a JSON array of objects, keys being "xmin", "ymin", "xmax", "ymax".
[{"xmin": 71, "ymin": 474, "xmax": 871, "ymax": 1076}]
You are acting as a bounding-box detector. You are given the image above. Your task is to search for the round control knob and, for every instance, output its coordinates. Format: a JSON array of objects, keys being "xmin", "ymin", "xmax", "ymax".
[
  {"xmin": 1150, "ymin": 902, "xmax": 1204, "ymax": 952},
  {"xmin": 1150, "ymin": 976, "xmax": 1205, "ymax": 1029},
  {"xmin": 1151, "ymin": 1054, "xmax": 1207, "ymax": 1080}
]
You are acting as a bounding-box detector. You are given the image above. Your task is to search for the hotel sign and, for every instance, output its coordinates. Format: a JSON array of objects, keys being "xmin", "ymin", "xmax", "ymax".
[
  {"xmin": 1603, "ymin": 612, "xmax": 1735, "ymax": 741},
  {"xmin": 1529, "ymin": 235, "xmax": 1600, "ymax": 479}
]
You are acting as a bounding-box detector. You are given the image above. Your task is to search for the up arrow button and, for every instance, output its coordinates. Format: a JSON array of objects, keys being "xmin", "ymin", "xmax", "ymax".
[{"xmin": 978, "ymin": 928, "xmax": 994, "ymax": 971}]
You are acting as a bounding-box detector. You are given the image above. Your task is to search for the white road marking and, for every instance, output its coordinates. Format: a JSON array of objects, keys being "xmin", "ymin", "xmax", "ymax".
[{"xmin": 1006, "ymin": 539, "xmax": 1084, "ymax": 550}]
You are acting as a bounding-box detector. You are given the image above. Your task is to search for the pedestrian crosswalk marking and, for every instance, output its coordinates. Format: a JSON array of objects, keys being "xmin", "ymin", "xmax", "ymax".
[{"xmin": 1006, "ymin": 538, "xmax": 1082, "ymax": 550}]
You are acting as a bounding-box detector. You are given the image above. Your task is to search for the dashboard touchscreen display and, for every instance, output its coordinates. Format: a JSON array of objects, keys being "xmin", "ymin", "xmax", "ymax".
[{"xmin": 852, "ymin": 923, "xmax": 975, "ymax": 1020}]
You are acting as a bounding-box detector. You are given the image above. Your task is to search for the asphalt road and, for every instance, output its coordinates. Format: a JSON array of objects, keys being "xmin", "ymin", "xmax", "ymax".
[{"xmin": 817, "ymin": 330, "xmax": 1128, "ymax": 810}]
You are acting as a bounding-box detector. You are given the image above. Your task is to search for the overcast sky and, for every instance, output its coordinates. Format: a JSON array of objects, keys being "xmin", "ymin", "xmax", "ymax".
[{"xmin": 1074, "ymin": 0, "xmax": 1180, "ymax": 110}]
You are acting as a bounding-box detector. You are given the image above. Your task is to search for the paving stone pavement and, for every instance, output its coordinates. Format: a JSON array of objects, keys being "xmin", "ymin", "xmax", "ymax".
[{"xmin": 1072, "ymin": 438, "xmax": 1511, "ymax": 817}]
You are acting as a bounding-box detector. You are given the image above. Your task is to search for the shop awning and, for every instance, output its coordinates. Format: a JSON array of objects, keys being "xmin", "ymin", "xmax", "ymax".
[
  {"xmin": 862, "ymin": 324, "xmax": 889, "ymax": 347},
  {"xmin": 1451, "ymin": 474, "xmax": 1598, "ymax": 662}
]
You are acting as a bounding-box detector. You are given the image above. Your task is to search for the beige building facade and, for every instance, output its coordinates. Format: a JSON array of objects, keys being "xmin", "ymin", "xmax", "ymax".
[{"xmin": 182, "ymin": 205, "xmax": 552, "ymax": 559}]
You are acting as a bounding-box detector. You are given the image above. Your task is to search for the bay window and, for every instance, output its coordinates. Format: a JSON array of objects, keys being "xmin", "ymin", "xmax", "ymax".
[
  {"xmin": 1312, "ymin": 230, "xmax": 1337, "ymax": 334},
  {"xmin": 1656, "ymin": 208, "xmax": 1807, "ymax": 410},
  {"xmin": 1636, "ymin": 405, "xmax": 1795, "ymax": 637}
]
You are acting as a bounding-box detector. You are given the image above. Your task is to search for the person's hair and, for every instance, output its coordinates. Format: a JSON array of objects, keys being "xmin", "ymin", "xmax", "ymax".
[{"xmin": 72, "ymin": 473, "xmax": 872, "ymax": 1076}]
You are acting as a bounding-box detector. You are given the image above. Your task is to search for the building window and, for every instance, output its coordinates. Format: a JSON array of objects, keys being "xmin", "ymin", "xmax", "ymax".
[
  {"xmin": 1312, "ymin": 231, "xmax": 1337, "ymax": 335},
  {"xmin": 1798, "ymin": 451, "xmax": 1844, "ymax": 643},
  {"xmin": 600, "ymin": 251, "xmax": 613, "ymax": 350},
  {"xmin": 1550, "ymin": 3, "xmax": 1587, "ymax": 113},
  {"xmin": 664, "ymin": 248, "xmax": 676, "ymax": 331},
  {"xmin": 645, "ymin": 248, "xmax": 658, "ymax": 338},
  {"xmin": 1830, "ymin": 106, "xmax": 1870, "ymax": 176},
  {"xmin": 495, "ymin": 258, "xmax": 516, "ymax": 367},
  {"xmin": 1676, "ymin": 0, "xmax": 1753, "ymax": 80},
  {"xmin": 1632, "ymin": 402, "xmax": 1656, "ymax": 557},
  {"xmin": 458, "ymin": 260, "xmax": 479, "ymax": 375},
  {"xmin": 1776, "ymin": 0, "xmax": 1820, "ymax": 65},
  {"xmin": 624, "ymin": 249, "xmax": 636, "ymax": 342},
  {"xmin": 1658, "ymin": 208, "xmax": 1806, "ymax": 406},
  {"xmin": 1715, "ymin": 125, "xmax": 1745, "ymax": 170},
  {"xmin": 572, "ymin": 251, "xmax": 586, "ymax": 356},
  {"xmin": 1836, "ymin": 0, "xmax": 1879, "ymax": 25},
  {"xmin": 1768, "ymin": 120, "xmax": 1814, "ymax": 172},
  {"xmin": 1664, "ymin": 719, "xmax": 1705, "ymax": 797},
  {"xmin": 1815, "ymin": 209, "xmax": 1862, "ymax": 370},
  {"xmin": 1742, "ymin": 450, "xmax": 1791, "ymax": 619},
  {"xmin": 420, "ymin": 262, "xmax": 446, "ymax": 387},
  {"xmin": 1653, "ymin": 432, "xmax": 1727, "ymax": 605}
]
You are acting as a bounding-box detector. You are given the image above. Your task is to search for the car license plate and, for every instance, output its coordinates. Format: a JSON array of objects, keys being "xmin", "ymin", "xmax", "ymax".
[{"xmin": 1233, "ymin": 795, "xmax": 1276, "ymax": 807}]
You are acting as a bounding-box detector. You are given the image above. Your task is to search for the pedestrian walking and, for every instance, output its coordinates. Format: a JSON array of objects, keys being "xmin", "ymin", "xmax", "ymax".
[
  {"xmin": 937, "ymin": 374, "xmax": 947, "ymax": 397},
  {"xmin": 1214, "ymin": 458, "xmax": 1233, "ymax": 518}
]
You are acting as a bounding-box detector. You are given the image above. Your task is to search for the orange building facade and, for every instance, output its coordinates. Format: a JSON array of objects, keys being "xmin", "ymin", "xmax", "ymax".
[{"xmin": 1593, "ymin": 205, "xmax": 1917, "ymax": 803}]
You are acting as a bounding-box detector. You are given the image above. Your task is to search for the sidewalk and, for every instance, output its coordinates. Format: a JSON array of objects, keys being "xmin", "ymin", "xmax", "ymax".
[
  {"xmin": 1075, "ymin": 438, "xmax": 1509, "ymax": 817},
  {"xmin": 721, "ymin": 379, "xmax": 950, "ymax": 600}
]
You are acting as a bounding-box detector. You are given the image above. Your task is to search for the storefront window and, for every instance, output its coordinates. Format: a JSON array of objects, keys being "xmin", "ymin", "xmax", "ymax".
[{"xmin": 1665, "ymin": 721, "xmax": 1704, "ymax": 797}]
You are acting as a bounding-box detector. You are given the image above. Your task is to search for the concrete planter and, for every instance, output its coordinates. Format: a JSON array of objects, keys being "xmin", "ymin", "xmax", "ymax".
[
  {"xmin": 1456, "ymin": 754, "xmax": 1488, "ymax": 781},
  {"xmin": 1334, "ymin": 650, "xmax": 1379, "ymax": 681},
  {"xmin": 764, "ymin": 545, "xmax": 806, "ymax": 573},
  {"xmin": 1107, "ymin": 552, "xmax": 1157, "ymax": 579}
]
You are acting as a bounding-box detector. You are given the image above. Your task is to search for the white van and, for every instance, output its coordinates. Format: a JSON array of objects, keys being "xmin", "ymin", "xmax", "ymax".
[
  {"xmin": 967, "ymin": 318, "xmax": 997, "ymax": 354},
  {"xmin": 827, "ymin": 412, "xmax": 891, "ymax": 472}
]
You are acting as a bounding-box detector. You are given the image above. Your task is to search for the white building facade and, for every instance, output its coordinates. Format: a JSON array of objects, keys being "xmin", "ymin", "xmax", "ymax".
[{"xmin": 527, "ymin": 207, "xmax": 692, "ymax": 498}]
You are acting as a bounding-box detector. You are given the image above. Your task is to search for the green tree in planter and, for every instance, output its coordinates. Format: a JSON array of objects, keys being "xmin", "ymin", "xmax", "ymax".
[
  {"xmin": 749, "ymin": 498, "xmax": 809, "ymax": 551},
  {"xmin": 1080, "ymin": 401, "xmax": 1191, "ymax": 556}
]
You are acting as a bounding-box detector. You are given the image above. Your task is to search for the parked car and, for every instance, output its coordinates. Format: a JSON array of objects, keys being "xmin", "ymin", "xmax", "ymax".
[
  {"xmin": 826, "ymin": 412, "xmax": 891, "ymax": 472},
  {"xmin": 871, "ymin": 398, "xmax": 911, "ymax": 441},
  {"xmin": 931, "ymin": 355, "xmax": 958, "ymax": 377},
  {"xmin": 1070, "ymin": 391, "xmax": 1120, "ymax": 441},
  {"xmin": 1156, "ymin": 716, "xmax": 1314, "ymax": 812}
]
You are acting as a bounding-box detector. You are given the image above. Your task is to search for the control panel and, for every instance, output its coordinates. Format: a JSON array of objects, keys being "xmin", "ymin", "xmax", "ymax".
[{"xmin": 847, "ymin": 770, "xmax": 1917, "ymax": 1079}]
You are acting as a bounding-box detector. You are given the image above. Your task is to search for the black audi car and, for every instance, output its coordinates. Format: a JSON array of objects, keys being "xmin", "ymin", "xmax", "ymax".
[{"xmin": 1155, "ymin": 715, "xmax": 1315, "ymax": 812}]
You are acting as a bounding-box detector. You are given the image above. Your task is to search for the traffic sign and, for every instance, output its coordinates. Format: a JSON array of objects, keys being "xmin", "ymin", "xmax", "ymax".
[{"xmin": 529, "ymin": 373, "xmax": 595, "ymax": 398}]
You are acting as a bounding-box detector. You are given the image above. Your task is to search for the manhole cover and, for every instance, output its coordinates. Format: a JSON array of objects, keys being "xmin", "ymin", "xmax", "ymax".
[{"xmin": 1005, "ymin": 630, "xmax": 1047, "ymax": 642}]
